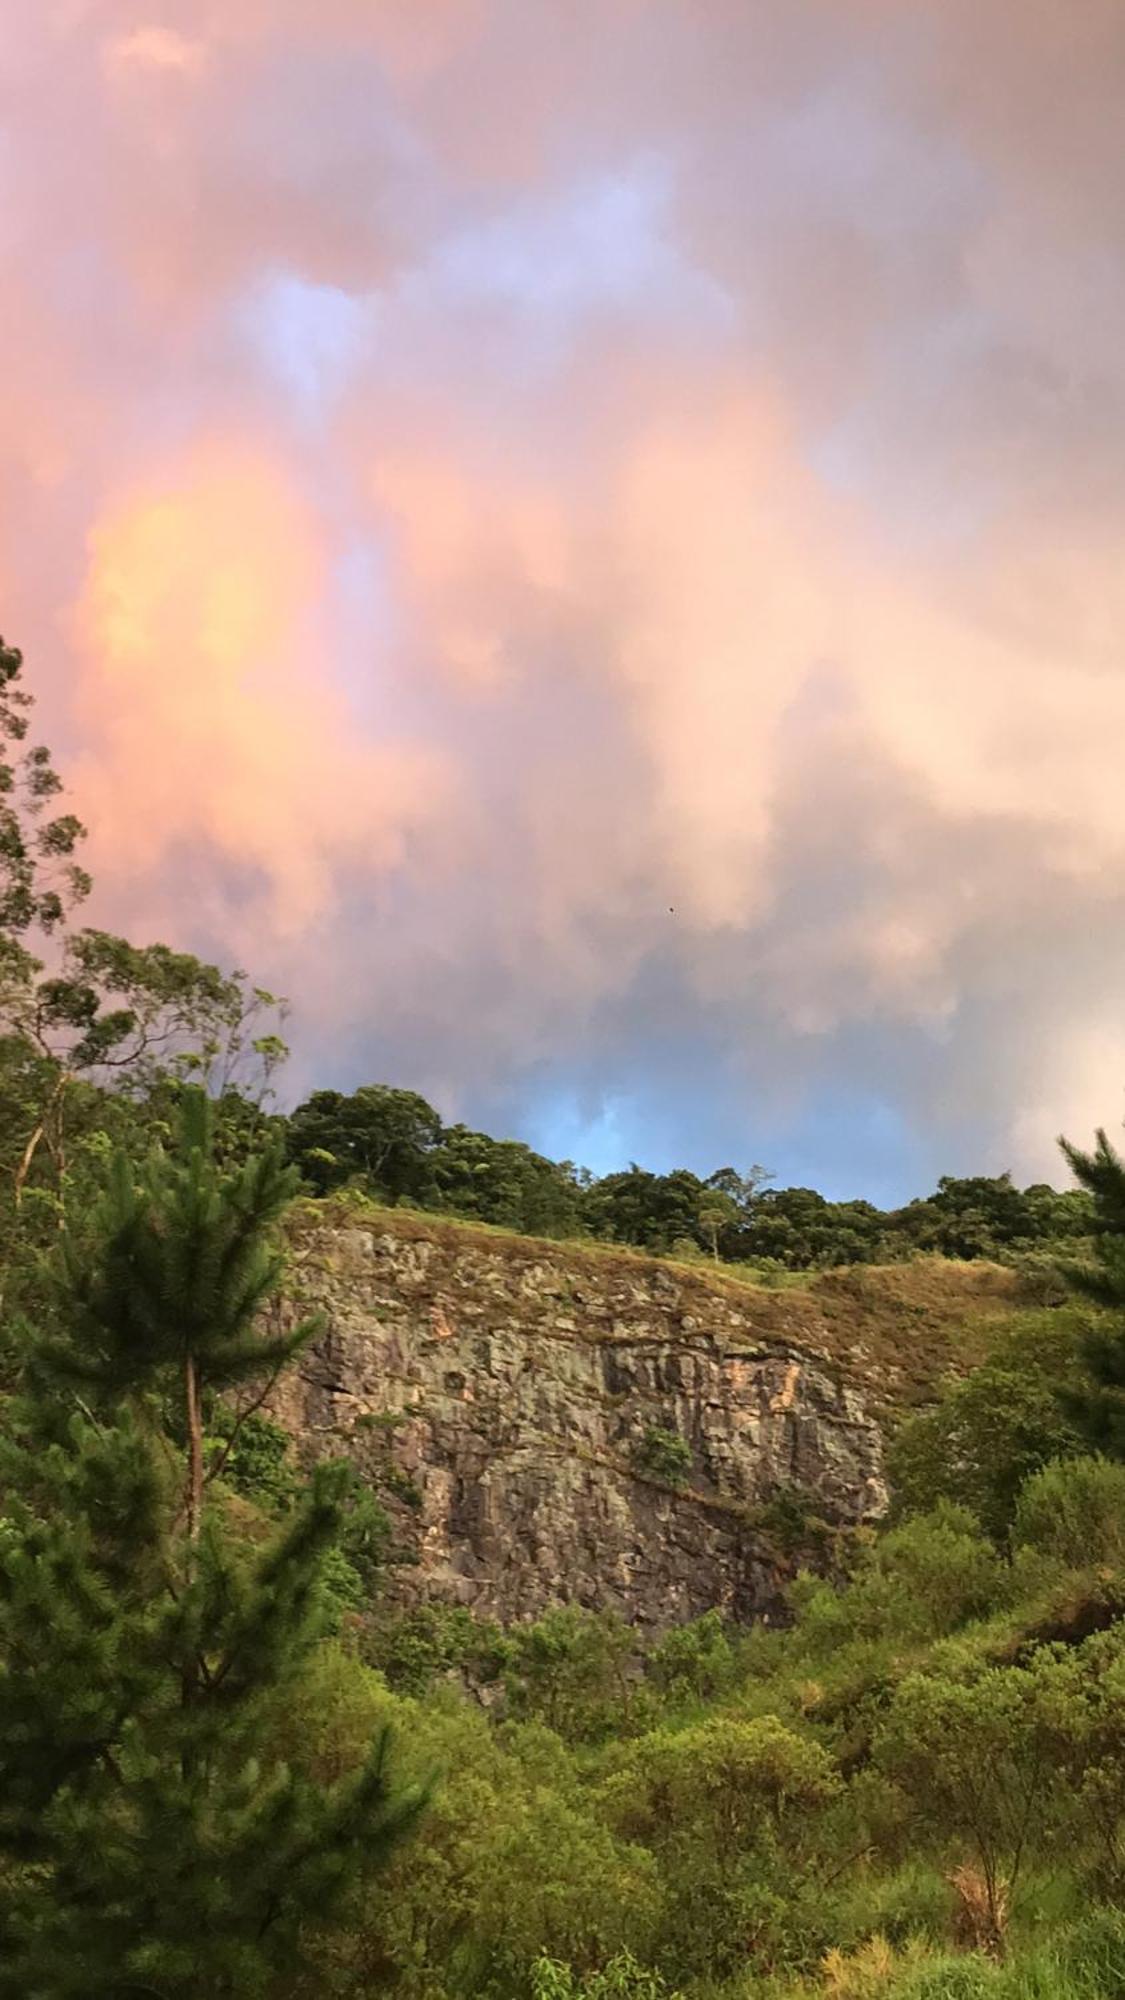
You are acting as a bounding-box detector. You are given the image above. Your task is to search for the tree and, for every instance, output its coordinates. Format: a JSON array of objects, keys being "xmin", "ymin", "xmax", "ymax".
[
  {"xmin": 0, "ymin": 636, "xmax": 90, "ymax": 944},
  {"xmin": 3, "ymin": 930, "xmax": 288, "ymax": 1199},
  {"xmin": 43, "ymin": 1089, "xmax": 316, "ymax": 1540},
  {"xmin": 584, "ymin": 1166, "xmax": 709, "ymax": 1255},
  {"xmin": 731, "ymin": 1185, "xmax": 885, "ymax": 1269},
  {"xmin": 327, "ymin": 1695, "xmax": 661, "ymax": 1996},
  {"xmin": 698, "ymin": 1166, "xmax": 772, "ymax": 1261},
  {"xmin": 502, "ymin": 1606, "xmax": 638, "ymax": 1742},
  {"xmin": 0, "ymin": 1095, "xmax": 425, "ymax": 1996},
  {"xmin": 432, "ymin": 1123, "xmax": 585, "ymax": 1236},
  {"xmin": 887, "ymin": 1315, "xmax": 1085, "ymax": 1540},
  {"xmin": 600, "ymin": 1716, "xmax": 839, "ymax": 1979},
  {"xmin": 0, "ymin": 640, "xmax": 288, "ymax": 1224},
  {"xmin": 874, "ymin": 1661, "xmax": 1074, "ymax": 1955},
  {"xmin": 1058, "ymin": 1126, "xmax": 1125, "ymax": 1457},
  {"xmin": 286, "ymin": 1084, "xmax": 444, "ymax": 1202},
  {"xmin": 1011, "ymin": 1453, "xmax": 1125, "ymax": 1574},
  {"xmin": 696, "ymin": 1185, "xmax": 738, "ymax": 1262},
  {"xmin": 925, "ymin": 1175, "xmax": 1032, "ymax": 1260}
]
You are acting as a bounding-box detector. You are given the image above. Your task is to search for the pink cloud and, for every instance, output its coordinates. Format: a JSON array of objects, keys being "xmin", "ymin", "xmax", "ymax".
[{"xmin": 4, "ymin": 0, "xmax": 1125, "ymax": 1183}]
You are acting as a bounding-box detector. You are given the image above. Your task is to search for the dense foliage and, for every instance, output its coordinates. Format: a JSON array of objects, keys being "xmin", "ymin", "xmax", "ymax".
[
  {"xmin": 284, "ymin": 1086, "xmax": 1095, "ymax": 1273},
  {"xmin": 0, "ymin": 1095, "xmax": 424, "ymax": 1998}
]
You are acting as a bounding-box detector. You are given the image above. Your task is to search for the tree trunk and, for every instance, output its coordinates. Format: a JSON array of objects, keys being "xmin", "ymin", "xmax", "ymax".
[
  {"xmin": 13, "ymin": 1121, "xmax": 45, "ymax": 1208},
  {"xmin": 184, "ymin": 1354, "xmax": 203, "ymax": 1544},
  {"xmin": 14, "ymin": 1070, "xmax": 70, "ymax": 1211}
]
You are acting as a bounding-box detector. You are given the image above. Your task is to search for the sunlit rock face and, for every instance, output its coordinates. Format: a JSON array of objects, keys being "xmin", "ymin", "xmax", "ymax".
[{"xmin": 269, "ymin": 1215, "xmax": 889, "ymax": 1628}]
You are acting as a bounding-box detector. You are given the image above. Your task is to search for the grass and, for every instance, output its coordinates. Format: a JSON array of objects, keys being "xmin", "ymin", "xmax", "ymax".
[
  {"xmin": 770, "ymin": 1906, "xmax": 1125, "ymax": 1999},
  {"xmin": 285, "ymin": 1191, "xmax": 1056, "ymax": 1416}
]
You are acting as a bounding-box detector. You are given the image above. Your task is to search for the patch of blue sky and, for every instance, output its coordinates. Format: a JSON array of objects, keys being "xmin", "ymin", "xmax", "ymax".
[
  {"xmin": 234, "ymin": 269, "xmax": 373, "ymax": 419},
  {"xmin": 524, "ymin": 1091, "xmax": 634, "ymax": 1180},
  {"xmin": 407, "ymin": 156, "xmax": 735, "ymax": 357},
  {"xmin": 759, "ymin": 1088, "xmax": 933, "ymax": 1208},
  {"xmin": 522, "ymin": 1074, "xmax": 939, "ymax": 1206}
]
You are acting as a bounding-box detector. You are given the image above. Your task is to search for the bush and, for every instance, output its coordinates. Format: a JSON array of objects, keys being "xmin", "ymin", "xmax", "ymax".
[
  {"xmin": 208, "ymin": 1408, "xmax": 297, "ymax": 1509},
  {"xmin": 797, "ymin": 1505, "xmax": 1003, "ymax": 1649},
  {"xmin": 504, "ymin": 1605, "xmax": 642, "ymax": 1742},
  {"xmin": 365, "ymin": 1602, "xmax": 508, "ymax": 1695},
  {"xmin": 645, "ymin": 1611, "xmax": 738, "ymax": 1703},
  {"xmin": 531, "ymin": 1949, "xmax": 682, "ymax": 1999},
  {"xmin": 1012, "ymin": 1456, "xmax": 1125, "ymax": 1572},
  {"xmin": 631, "ymin": 1426, "xmax": 692, "ymax": 1487},
  {"xmin": 887, "ymin": 1316, "xmax": 1085, "ymax": 1542}
]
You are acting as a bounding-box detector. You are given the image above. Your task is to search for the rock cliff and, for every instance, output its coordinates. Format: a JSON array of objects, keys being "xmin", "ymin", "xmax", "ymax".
[{"xmin": 268, "ymin": 1209, "xmax": 1026, "ymax": 1629}]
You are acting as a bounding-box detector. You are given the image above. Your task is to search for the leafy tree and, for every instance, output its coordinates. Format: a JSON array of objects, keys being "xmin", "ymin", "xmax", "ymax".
[
  {"xmin": 0, "ymin": 1096, "xmax": 424, "ymax": 1997},
  {"xmin": 43, "ymin": 1089, "xmax": 317, "ymax": 1539},
  {"xmin": 364, "ymin": 1602, "xmax": 508, "ymax": 1697},
  {"xmin": 286, "ymin": 1084, "xmax": 444, "ymax": 1201},
  {"xmin": 697, "ymin": 1165, "xmax": 771, "ymax": 1260},
  {"xmin": 874, "ymin": 1663, "xmax": 1069, "ymax": 1954},
  {"xmin": 732, "ymin": 1185, "xmax": 885, "ymax": 1269},
  {"xmin": 601, "ymin": 1715, "xmax": 839, "ymax": 1979},
  {"xmin": 334, "ymin": 1697, "xmax": 661, "ymax": 1996},
  {"xmin": 503, "ymin": 1606, "xmax": 639, "ymax": 1743},
  {"xmin": 794, "ymin": 1504, "xmax": 1003, "ymax": 1651},
  {"xmin": 1045, "ymin": 1629, "xmax": 1125, "ymax": 1898},
  {"xmin": 0, "ymin": 635, "xmax": 90, "ymax": 940},
  {"xmin": 0, "ymin": 640, "xmax": 287, "ymax": 1241},
  {"xmin": 432, "ymin": 1123, "xmax": 585, "ymax": 1236},
  {"xmin": 921, "ymin": 1175, "xmax": 1032, "ymax": 1260},
  {"xmin": 584, "ymin": 1166, "xmax": 709, "ymax": 1255},
  {"xmin": 1011, "ymin": 1455, "xmax": 1125, "ymax": 1575},
  {"xmin": 888, "ymin": 1316, "xmax": 1085, "ymax": 1540},
  {"xmin": 644, "ymin": 1611, "xmax": 739, "ymax": 1704}
]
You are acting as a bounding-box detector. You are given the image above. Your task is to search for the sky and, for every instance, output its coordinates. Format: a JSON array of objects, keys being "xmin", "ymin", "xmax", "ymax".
[{"xmin": 3, "ymin": 2, "xmax": 1125, "ymax": 1202}]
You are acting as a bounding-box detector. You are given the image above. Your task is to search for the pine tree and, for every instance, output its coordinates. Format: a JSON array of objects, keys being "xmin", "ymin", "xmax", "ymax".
[
  {"xmin": 0, "ymin": 1094, "xmax": 425, "ymax": 1998},
  {"xmin": 1058, "ymin": 1126, "xmax": 1125, "ymax": 1456},
  {"xmin": 39, "ymin": 1088, "xmax": 319, "ymax": 1539}
]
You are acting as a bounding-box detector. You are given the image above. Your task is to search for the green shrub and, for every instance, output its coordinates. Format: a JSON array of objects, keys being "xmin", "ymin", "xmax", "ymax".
[
  {"xmin": 504, "ymin": 1605, "xmax": 643, "ymax": 1742},
  {"xmin": 887, "ymin": 1315, "xmax": 1085, "ymax": 1542},
  {"xmin": 1012, "ymin": 1456, "xmax": 1125, "ymax": 1572},
  {"xmin": 365, "ymin": 1601, "xmax": 508, "ymax": 1695},
  {"xmin": 792, "ymin": 1505, "xmax": 1003, "ymax": 1652},
  {"xmin": 208, "ymin": 1408, "xmax": 297, "ymax": 1509},
  {"xmin": 530, "ymin": 1948, "xmax": 682, "ymax": 1999},
  {"xmin": 645, "ymin": 1611, "xmax": 738, "ymax": 1703},
  {"xmin": 631, "ymin": 1425, "xmax": 692, "ymax": 1487}
]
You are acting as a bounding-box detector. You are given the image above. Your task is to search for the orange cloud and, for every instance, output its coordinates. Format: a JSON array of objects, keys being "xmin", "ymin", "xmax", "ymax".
[
  {"xmin": 104, "ymin": 27, "xmax": 208, "ymax": 78},
  {"xmin": 74, "ymin": 448, "xmax": 446, "ymax": 936}
]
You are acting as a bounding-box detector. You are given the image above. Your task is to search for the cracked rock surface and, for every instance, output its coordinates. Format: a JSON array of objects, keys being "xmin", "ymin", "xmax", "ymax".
[{"xmin": 268, "ymin": 1219, "xmax": 890, "ymax": 1628}]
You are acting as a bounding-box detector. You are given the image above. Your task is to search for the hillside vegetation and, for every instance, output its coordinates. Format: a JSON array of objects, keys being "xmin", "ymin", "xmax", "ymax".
[
  {"xmin": 282, "ymin": 1086, "xmax": 1095, "ymax": 1276},
  {"xmin": 7, "ymin": 1106, "xmax": 1125, "ymax": 1998},
  {"xmin": 4, "ymin": 631, "xmax": 1125, "ymax": 1998}
]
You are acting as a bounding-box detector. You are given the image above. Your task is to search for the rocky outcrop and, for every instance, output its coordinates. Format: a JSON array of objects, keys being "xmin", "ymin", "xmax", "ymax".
[{"xmin": 267, "ymin": 1213, "xmax": 897, "ymax": 1629}]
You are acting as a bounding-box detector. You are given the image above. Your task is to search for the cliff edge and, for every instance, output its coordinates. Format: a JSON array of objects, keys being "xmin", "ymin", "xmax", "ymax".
[{"xmin": 268, "ymin": 1207, "xmax": 1029, "ymax": 1628}]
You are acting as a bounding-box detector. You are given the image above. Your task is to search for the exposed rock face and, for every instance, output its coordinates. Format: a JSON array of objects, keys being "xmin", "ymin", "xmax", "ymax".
[{"xmin": 269, "ymin": 1216, "xmax": 891, "ymax": 1630}]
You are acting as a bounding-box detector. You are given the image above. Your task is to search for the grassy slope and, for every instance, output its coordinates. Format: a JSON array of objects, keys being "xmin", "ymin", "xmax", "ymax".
[{"xmin": 287, "ymin": 1192, "xmax": 1065, "ymax": 1417}]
